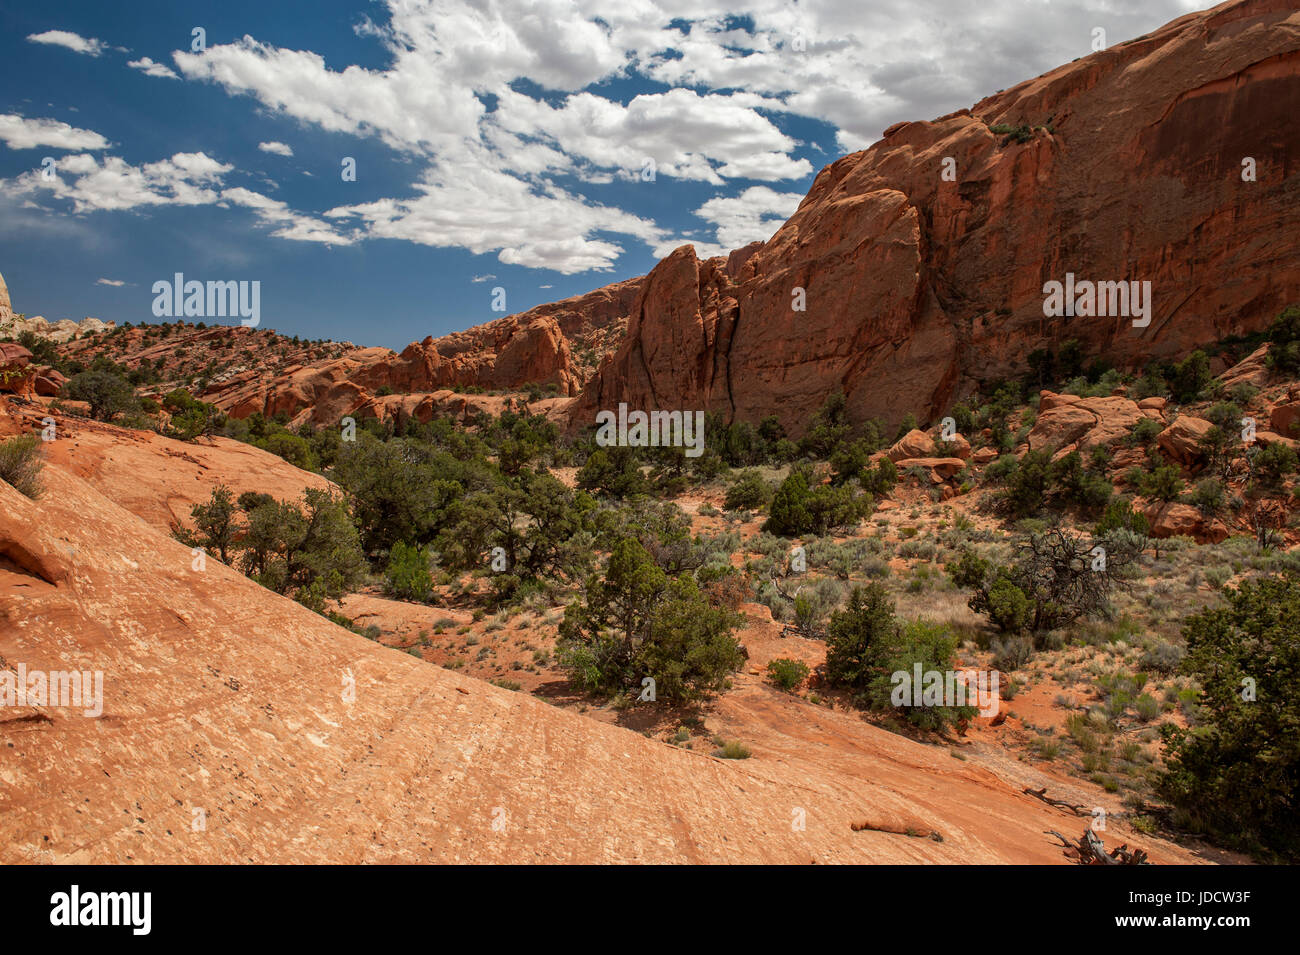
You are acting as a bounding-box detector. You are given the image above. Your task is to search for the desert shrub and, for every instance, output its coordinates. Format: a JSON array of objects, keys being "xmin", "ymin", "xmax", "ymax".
[
  {"xmin": 1251, "ymin": 441, "xmax": 1297, "ymax": 490},
  {"xmin": 0, "ymin": 434, "xmax": 44, "ymax": 499},
  {"xmin": 724, "ymin": 470, "xmax": 771, "ymax": 511},
  {"xmin": 1159, "ymin": 576, "xmax": 1300, "ymax": 861},
  {"xmin": 764, "ymin": 471, "xmax": 869, "ymax": 536},
  {"xmin": 859, "ymin": 456, "xmax": 897, "ymax": 496},
  {"xmin": 1095, "ymin": 497, "xmax": 1151, "ymax": 537},
  {"xmin": 384, "ymin": 541, "xmax": 434, "ymax": 602},
  {"xmin": 1139, "ymin": 640, "xmax": 1185, "ymax": 674},
  {"xmin": 1001, "ymin": 449, "xmax": 1051, "ymax": 516},
  {"xmin": 1168, "ymin": 350, "xmax": 1212, "ymax": 403},
  {"xmin": 766, "ymin": 657, "xmax": 811, "ymax": 692},
  {"xmin": 824, "ymin": 582, "xmax": 898, "ymax": 690},
  {"xmin": 576, "ymin": 446, "xmax": 649, "ymax": 499},
  {"xmin": 63, "ymin": 368, "xmax": 137, "ymax": 421},
  {"xmin": 991, "ymin": 635, "xmax": 1033, "ymax": 671},
  {"xmin": 983, "ymin": 576, "xmax": 1033, "ymax": 634},
  {"xmin": 1188, "ymin": 478, "xmax": 1226, "ymax": 516},
  {"xmin": 1136, "ymin": 463, "xmax": 1185, "ymax": 502},
  {"xmin": 1264, "ymin": 305, "xmax": 1300, "ymax": 374},
  {"xmin": 1128, "ymin": 416, "xmax": 1164, "ymax": 447},
  {"xmin": 867, "ymin": 619, "xmax": 974, "ymax": 732},
  {"xmin": 984, "ymin": 454, "xmax": 1019, "ymax": 483},
  {"xmin": 558, "ymin": 538, "xmax": 744, "ymax": 703},
  {"xmin": 960, "ymin": 526, "xmax": 1141, "ymax": 637}
]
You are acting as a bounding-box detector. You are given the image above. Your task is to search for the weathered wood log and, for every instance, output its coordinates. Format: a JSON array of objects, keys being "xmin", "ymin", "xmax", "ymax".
[{"xmin": 1024, "ymin": 787, "xmax": 1089, "ymax": 816}]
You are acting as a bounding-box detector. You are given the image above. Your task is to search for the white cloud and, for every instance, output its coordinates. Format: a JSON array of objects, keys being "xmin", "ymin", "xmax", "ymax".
[
  {"xmin": 221, "ymin": 187, "xmax": 351, "ymax": 245},
  {"xmin": 692, "ymin": 185, "xmax": 804, "ymax": 251},
  {"xmin": 257, "ymin": 141, "xmax": 294, "ymax": 157},
  {"xmin": 2, "ymin": 149, "xmax": 350, "ymax": 245},
  {"xmin": 325, "ymin": 156, "xmax": 661, "ymax": 272},
  {"xmin": 0, "ymin": 114, "xmax": 110, "ymax": 151},
  {"xmin": 128, "ymin": 57, "xmax": 179, "ymax": 80},
  {"xmin": 12, "ymin": 151, "xmax": 229, "ymax": 212},
  {"xmin": 27, "ymin": 30, "xmax": 108, "ymax": 56},
  {"xmin": 24, "ymin": 0, "xmax": 1205, "ymax": 273},
  {"xmin": 96, "ymin": 278, "xmax": 125, "ymax": 286}
]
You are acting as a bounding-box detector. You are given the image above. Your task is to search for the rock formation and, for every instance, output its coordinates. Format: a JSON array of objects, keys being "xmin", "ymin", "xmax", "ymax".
[{"xmin": 569, "ymin": 0, "xmax": 1300, "ymax": 435}]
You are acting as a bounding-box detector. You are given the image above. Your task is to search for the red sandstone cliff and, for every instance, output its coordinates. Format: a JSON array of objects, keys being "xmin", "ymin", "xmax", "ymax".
[{"xmin": 569, "ymin": 0, "xmax": 1300, "ymax": 434}]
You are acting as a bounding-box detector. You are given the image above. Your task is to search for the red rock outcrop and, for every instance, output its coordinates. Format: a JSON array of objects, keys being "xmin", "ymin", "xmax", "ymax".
[
  {"xmin": 569, "ymin": 0, "xmax": 1300, "ymax": 436},
  {"xmin": 1158, "ymin": 415, "xmax": 1215, "ymax": 465},
  {"xmin": 0, "ymin": 343, "xmax": 35, "ymax": 396},
  {"xmin": 1028, "ymin": 391, "xmax": 1162, "ymax": 455},
  {"xmin": 201, "ymin": 279, "xmax": 641, "ymax": 426}
]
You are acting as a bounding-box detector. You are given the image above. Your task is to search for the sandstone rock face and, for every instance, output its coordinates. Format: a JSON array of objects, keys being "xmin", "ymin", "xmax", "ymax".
[
  {"xmin": 0, "ymin": 270, "xmax": 10, "ymax": 327},
  {"xmin": 33, "ymin": 368, "xmax": 67, "ymax": 397},
  {"xmin": 895, "ymin": 456, "xmax": 967, "ymax": 481},
  {"xmin": 1144, "ymin": 501, "xmax": 1230, "ymax": 543},
  {"xmin": 1270, "ymin": 391, "xmax": 1300, "ymax": 439},
  {"xmin": 1218, "ymin": 344, "xmax": 1272, "ymax": 391},
  {"xmin": 887, "ymin": 429, "xmax": 939, "ymax": 461},
  {"xmin": 202, "ymin": 279, "xmax": 641, "ymax": 427},
  {"xmin": 1158, "ymin": 415, "xmax": 1215, "ymax": 465},
  {"xmin": 1028, "ymin": 391, "xmax": 1157, "ymax": 456},
  {"xmin": 0, "ymin": 342, "xmax": 35, "ymax": 395},
  {"xmin": 569, "ymin": 0, "xmax": 1300, "ymax": 436},
  {"xmin": 6, "ymin": 315, "xmax": 116, "ymax": 343}
]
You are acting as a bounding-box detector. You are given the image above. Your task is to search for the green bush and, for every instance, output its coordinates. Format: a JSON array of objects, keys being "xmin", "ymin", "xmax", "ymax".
[
  {"xmin": 384, "ymin": 541, "xmax": 434, "ymax": 602},
  {"xmin": 860, "ymin": 457, "xmax": 897, "ymax": 496},
  {"xmin": 1158, "ymin": 577, "xmax": 1300, "ymax": 861},
  {"xmin": 766, "ymin": 657, "xmax": 811, "ymax": 692},
  {"xmin": 984, "ymin": 575, "xmax": 1032, "ymax": 633},
  {"xmin": 1264, "ymin": 305, "xmax": 1300, "ymax": 374},
  {"xmin": 557, "ymin": 538, "xmax": 744, "ymax": 703},
  {"xmin": 0, "ymin": 434, "xmax": 44, "ymax": 499},
  {"xmin": 63, "ymin": 368, "xmax": 137, "ymax": 421},
  {"xmin": 824, "ymin": 582, "xmax": 898, "ymax": 690},
  {"xmin": 724, "ymin": 470, "xmax": 771, "ymax": 511}
]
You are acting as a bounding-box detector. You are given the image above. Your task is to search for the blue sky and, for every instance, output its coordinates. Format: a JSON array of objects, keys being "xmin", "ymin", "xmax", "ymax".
[{"xmin": 0, "ymin": 0, "xmax": 1203, "ymax": 350}]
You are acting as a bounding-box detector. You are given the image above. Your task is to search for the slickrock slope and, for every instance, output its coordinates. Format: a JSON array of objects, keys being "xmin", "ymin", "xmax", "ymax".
[
  {"xmin": 0, "ymin": 414, "xmax": 1209, "ymax": 864},
  {"xmin": 572, "ymin": 0, "xmax": 1300, "ymax": 435},
  {"xmin": 0, "ymin": 403, "xmax": 334, "ymax": 532}
]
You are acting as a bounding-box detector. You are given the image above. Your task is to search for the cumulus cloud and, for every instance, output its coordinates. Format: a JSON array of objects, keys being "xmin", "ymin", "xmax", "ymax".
[
  {"xmin": 692, "ymin": 186, "xmax": 804, "ymax": 251},
  {"xmin": 26, "ymin": 30, "xmax": 108, "ymax": 56},
  {"xmin": 325, "ymin": 156, "xmax": 660, "ymax": 272},
  {"xmin": 23, "ymin": 0, "xmax": 1205, "ymax": 273},
  {"xmin": 2, "ymin": 149, "xmax": 351, "ymax": 245},
  {"xmin": 0, "ymin": 114, "xmax": 110, "ymax": 151},
  {"xmin": 128, "ymin": 57, "xmax": 179, "ymax": 80}
]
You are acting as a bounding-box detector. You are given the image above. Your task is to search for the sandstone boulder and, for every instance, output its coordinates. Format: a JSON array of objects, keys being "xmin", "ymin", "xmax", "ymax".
[
  {"xmin": 1217, "ymin": 344, "xmax": 1271, "ymax": 391},
  {"xmin": 1028, "ymin": 391, "xmax": 1150, "ymax": 456},
  {"xmin": 888, "ymin": 429, "xmax": 938, "ymax": 461},
  {"xmin": 1144, "ymin": 501, "xmax": 1229, "ymax": 544},
  {"xmin": 895, "ymin": 456, "xmax": 967, "ymax": 482},
  {"xmin": 0, "ymin": 342, "xmax": 35, "ymax": 395},
  {"xmin": 1157, "ymin": 416, "xmax": 1214, "ymax": 465}
]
